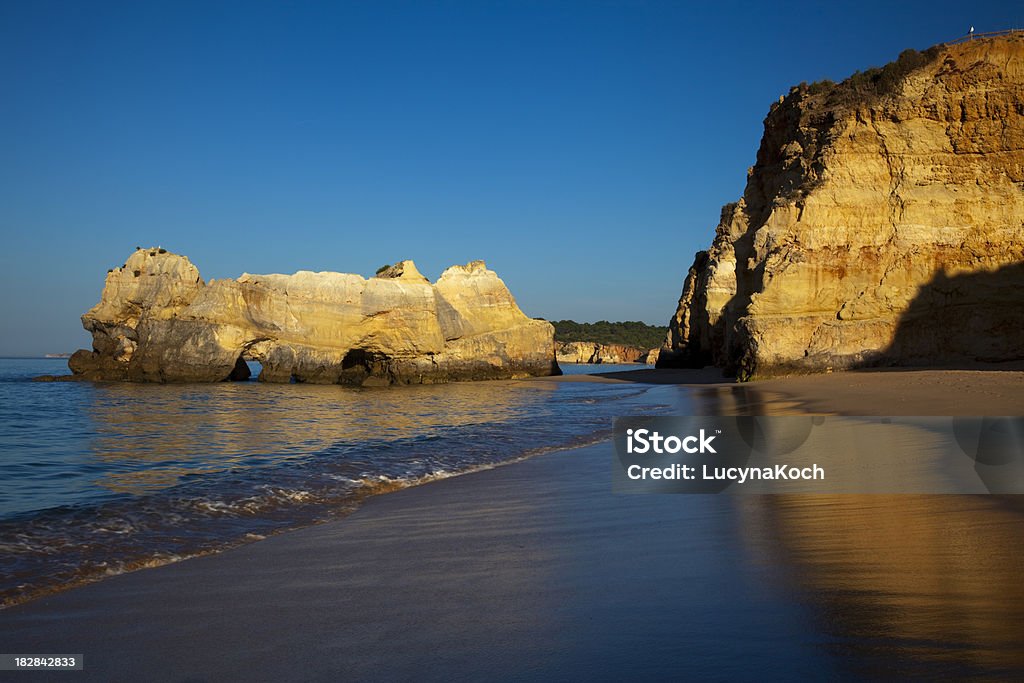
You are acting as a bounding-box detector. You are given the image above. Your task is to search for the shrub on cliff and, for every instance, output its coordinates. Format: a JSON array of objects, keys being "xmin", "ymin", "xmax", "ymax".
[{"xmin": 806, "ymin": 45, "xmax": 943, "ymax": 109}]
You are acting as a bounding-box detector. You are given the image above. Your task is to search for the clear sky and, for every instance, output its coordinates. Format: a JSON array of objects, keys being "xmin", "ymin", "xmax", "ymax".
[{"xmin": 0, "ymin": 0, "xmax": 1018, "ymax": 355}]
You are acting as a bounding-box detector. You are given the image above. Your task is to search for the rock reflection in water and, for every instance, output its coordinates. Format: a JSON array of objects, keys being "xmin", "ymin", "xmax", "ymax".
[
  {"xmin": 701, "ymin": 380, "xmax": 1024, "ymax": 676},
  {"xmin": 740, "ymin": 494, "xmax": 1024, "ymax": 677},
  {"xmin": 85, "ymin": 380, "xmax": 555, "ymax": 494}
]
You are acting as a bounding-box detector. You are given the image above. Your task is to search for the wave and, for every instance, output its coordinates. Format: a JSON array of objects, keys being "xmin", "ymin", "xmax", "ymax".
[{"xmin": 0, "ymin": 380, "xmax": 681, "ymax": 608}]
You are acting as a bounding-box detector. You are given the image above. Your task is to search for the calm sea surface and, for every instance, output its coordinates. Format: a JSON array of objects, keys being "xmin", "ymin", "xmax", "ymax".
[
  {"xmin": 3, "ymin": 359, "xmax": 1024, "ymax": 678},
  {"xmin": 0, "ymin": 358, "xmax": 675, "ymax": 606}
]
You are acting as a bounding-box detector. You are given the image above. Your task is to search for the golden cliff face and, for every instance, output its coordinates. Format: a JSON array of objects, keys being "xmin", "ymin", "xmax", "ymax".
[
  {"xmin": 554, "ymin": 341, "xmax": 649, "ymax": 364},
  {"xmin": 70, "ymin": 249, "xmax": 560, "ymax": 384},
  {"xmin": 661, "ymin": 35, "xmax": 1024, "ymax": 379}
]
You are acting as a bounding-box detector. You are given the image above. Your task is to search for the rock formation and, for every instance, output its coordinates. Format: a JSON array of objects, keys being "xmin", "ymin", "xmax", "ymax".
[
  {"xmin": 659, "ymin": 35, "xmax": 1024, "ymax": 379},
  {"xmin": 555, "ymin": 342, "xmax": 651, "ymax": 364},
  {"xmin": 67, "ymin": 249, "xmax": 560, "ymax": 384}
]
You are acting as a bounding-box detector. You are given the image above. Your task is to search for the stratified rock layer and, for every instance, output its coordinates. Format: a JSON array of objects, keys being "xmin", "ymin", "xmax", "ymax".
[
  {"xmin": 659, "ymin": 35, "xmax": 1024, "ymax": 379},
  {"xmin": 555, "ymin": 342, "xmax": 651, "ymax": 364},
  {"xmin": 69, "ymin": 250, "xmax": 560, "ymax": 384}
]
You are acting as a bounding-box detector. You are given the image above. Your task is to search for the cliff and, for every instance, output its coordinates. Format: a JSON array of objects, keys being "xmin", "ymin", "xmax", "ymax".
[
  {"xmin": 555, "ymin": 341, "xmax": 652, "ymax": 364},
  {"xmin": 659, "ymin": 34, "xmax": 1024, "ymax": 379},
  {"xmin": 67, "ymin": 249, "xmax": 560, "ymax": 384}
]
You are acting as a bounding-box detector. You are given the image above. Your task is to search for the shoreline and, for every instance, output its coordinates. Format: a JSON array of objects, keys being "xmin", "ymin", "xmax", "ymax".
[
  {"xmin": 3, "ymin": 367, "xmax": 1024, "ymax": 679},
  {"xmin": 2, "ymin": 439, "xmax": 840, "ymax": 681},
  {"xmin": 25, "ymin": 356, "xmax": 1024, "ymax": 416},
  {"xmin": 534, "ymin": 365, "xmax": 1024, "ymax": 415}
]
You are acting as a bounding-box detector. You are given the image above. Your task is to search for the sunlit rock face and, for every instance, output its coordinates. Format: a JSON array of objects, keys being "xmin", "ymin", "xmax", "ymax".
[
  {"xmin": 69, "ymin": 249, "xmax": 560, "ymax": 384},
  {"xmin": 659, "ymin": 35, "xmax": 1024, "ymax": 379},
  {"xmin": 555, "ymin": 342, "xmax": 649, "ymax": 364}
]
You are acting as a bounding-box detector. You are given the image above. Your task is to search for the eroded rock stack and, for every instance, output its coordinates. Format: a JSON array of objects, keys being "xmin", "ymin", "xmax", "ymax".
[
  {"xmin": 68, "ymin": 249, "xmax": 560, "ymax": 384},
  {"xmin": 659, "ymin": 35, "xmax": 1024, "ymax": 379}
]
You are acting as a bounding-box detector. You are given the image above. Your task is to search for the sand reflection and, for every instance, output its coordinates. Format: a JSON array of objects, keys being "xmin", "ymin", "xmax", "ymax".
[
  {"xmin": 697, "ymin": 381, "xmax": 1024, "ymax": 674},
  {"xmin": 740, "ymin": 494, "xmax": 1024, "ymax": 676}
]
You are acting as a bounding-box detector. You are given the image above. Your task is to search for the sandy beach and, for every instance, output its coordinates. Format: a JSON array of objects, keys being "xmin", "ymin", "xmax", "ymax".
[
  {"xmin": 537, "ymin": 365, "xmax": 1024, "ymax": 415},
  {"xmin": 3, "ymin": 368, "xmax": 1024, "ymax": 681}
]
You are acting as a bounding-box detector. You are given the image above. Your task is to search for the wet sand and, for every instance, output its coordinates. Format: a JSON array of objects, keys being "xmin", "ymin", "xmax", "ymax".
[
  {"xmin": 538, "ymin": 366, "xmax": 1024, "ymax": 415},
  {"xmin": 746, "ymin": 367, "xmax": 1024, "ymax": 415},
  {"xmin": 0, "ymin": 441, "xmax": 835, "ymax": 682},
  {"xmin": 3, "ymin": 368, "xmax": 1024, "ymax": 681}
]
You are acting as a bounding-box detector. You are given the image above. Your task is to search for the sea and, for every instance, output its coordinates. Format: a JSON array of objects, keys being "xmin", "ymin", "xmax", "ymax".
[
  {"xmin": 4, "ymin": 358, "xmax": 1024, "ymax": 678},
  {"xmin": 0, "ymin": 357, "xmax": 682, "ymax": 608}
]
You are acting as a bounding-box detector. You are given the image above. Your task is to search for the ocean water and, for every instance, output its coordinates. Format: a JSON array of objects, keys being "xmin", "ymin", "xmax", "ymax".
[
  {"xmin": 4, "ymin": 359, "xmax": 1024, "ymax": 677},
  {"xmin": 0, "ymin": 358, "xmax": 681, "ymax": 607}
]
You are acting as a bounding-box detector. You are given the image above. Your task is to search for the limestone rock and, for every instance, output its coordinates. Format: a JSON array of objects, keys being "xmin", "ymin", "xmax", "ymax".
[
  {"xmin": 555, "ymin": 341, "xmax": 648, "ymax": 364},
  {"xmin": 68, "ymin": 251, "xmax": 560, "ymax": 384},
  {"xmin": 374, "ymin": 260, "xmax": 430, "ymax": 283},
  {"xmin": 659, "ymin": 35, "xmax": 1024, "ymax": 379}
]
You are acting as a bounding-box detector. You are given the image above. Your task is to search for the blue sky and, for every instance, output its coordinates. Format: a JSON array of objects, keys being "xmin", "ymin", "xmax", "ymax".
[{"xmin": 0, "ymin": 0, "xmax": 1018, "ymax": 355}]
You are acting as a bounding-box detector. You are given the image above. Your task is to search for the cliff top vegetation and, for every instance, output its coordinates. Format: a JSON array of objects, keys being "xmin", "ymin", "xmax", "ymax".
[{"xmin": 549, "ymin": 320, "xmax": 668, "ymax": 349}]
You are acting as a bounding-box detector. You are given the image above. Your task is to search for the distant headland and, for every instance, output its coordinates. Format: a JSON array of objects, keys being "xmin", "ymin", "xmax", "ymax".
[{"xmin": 550, "ymin": 320, "xmax": 666, "ymax": 365}]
